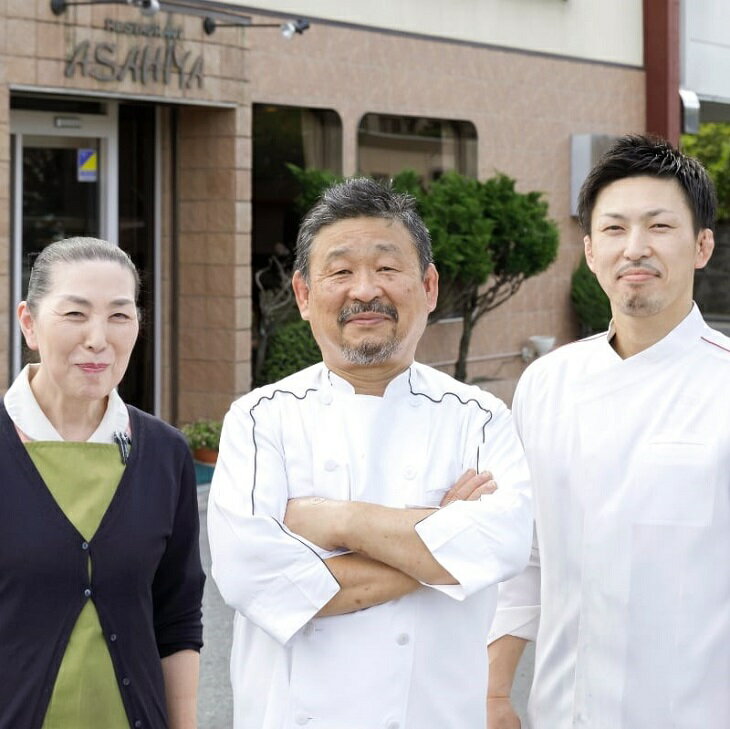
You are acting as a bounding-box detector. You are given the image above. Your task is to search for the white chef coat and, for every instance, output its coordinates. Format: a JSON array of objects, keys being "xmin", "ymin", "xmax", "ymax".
[
  {"xmin": 208, "ymin": 361, "xmax": 532, "ymax": 729},
  {"xmin": 490, "ymin": 305, "xmax": 730, "ymax": 729}
]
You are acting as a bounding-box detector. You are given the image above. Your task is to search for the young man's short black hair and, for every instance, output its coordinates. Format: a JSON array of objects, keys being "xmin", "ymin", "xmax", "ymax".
[{"xmin": 577, "ymin": 134, "xmax": 717, "ymax": 235}]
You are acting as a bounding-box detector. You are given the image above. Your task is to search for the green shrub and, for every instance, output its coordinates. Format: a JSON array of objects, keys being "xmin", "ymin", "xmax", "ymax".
[
  {"xmin": 286, "ymin": 164, "xmax": 342, "ymax": 216},
  {"xmin": 258, "ymin": 319, "xmax": 321, "ymax": 385},
  {"xmin": 682, "ymin": 123, "xmax": 730, "ymax": 222},
  {"xmin": 571, "ymin": 258, "xmax": 611, "ymax": 335},
  {"xmin": 180, "ymin": 419, "xmax": 222, "ymax": 451}
]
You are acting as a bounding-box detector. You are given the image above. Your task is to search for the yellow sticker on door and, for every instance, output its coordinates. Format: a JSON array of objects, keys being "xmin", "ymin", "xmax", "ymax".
[{"xmin": 77, "ymin": 148, "xmax": 98, "ymax": 183}]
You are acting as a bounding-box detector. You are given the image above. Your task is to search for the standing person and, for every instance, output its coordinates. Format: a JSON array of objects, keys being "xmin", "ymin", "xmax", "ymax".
[
  {"xmin": 208, "ymin": 178, "xmax": 532, "ymax": 729},
  {"xmin": 487, "ymin": 135, "xmax": 729, "ymax": 728},
  {"xmin": 0, "ymin": 238, "xmax": 205, "ymax": 729}
]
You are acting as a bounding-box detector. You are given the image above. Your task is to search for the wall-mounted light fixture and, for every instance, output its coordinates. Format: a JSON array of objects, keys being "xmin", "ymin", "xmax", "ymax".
[
  {"xmin": 521, "ymin": 335, "xmax": 556, "ymax": 363},
  {"xmin": 203, "ymin": 16, "xmax": 309, "ymax": 38},
  {"xmin": 51, "ymin": 0, "xmax": 159, "ymax": 16}
]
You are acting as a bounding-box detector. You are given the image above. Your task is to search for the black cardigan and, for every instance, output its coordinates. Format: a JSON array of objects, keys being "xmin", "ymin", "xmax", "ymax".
[{"xmin": 0, "ymin": 401, "xmax": 205, "ymax": 729}]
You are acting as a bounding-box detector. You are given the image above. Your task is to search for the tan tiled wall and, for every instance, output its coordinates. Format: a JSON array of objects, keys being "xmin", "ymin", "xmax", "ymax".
[
  {"xmin": 246, "ymin": 17, "xmax": 646, "ymax": 402},
  {"xmin": 158, "ymin": 107, "xmax": 174, "ymax": 422},
  {"xmin": 1, "ymin": 3, "xmax": 645, "ymax": 411},
  {"xmin": 0, "ymin": 77, "xmax": 9, "ymax": 392},
  {"xmin": 176, "ymin": 106, "xmax": 251, "ymax": 423},
  {"xmin": 5, "ymin": 1, "xmax": 246, "ymax": 105},
  {"xmin": 1, "ymin": 2, "xmax": 251, "ymax": 419}
]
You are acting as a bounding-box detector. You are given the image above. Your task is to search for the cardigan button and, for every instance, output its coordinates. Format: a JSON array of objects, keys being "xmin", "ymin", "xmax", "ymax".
[
  {"xmin": 122, "ymin": 677, "xmax": 131, "ymax": 687},
  {"xmin": 83, "ymin": 588, "xmax": 92, "ymax": 598},
  {"xmin": 81, "ymin": 541, "xmax": 89, "ymax": 551},
  {"xmin": 109, "ymin": 633, "xmax": 118, "ymax": 642},
  {"xmin": 134, "ymin": 721, "xmax": 142, "ymax": 728}
]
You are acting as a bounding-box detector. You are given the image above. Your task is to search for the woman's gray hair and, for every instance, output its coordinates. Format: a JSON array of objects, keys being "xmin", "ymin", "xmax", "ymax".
[
  {"xmin": 294, "ymin": 177, "xmax": 433, "ymax": 282},
  {"xmin": 26, "ymin": 237, "xmax": 140, "ymax": 314}
]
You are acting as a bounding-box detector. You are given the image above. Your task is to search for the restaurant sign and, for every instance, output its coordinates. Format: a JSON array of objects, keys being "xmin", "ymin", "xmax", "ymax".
[{"xmin": 64, "ymin": 18, "xmax": 204, "ymax": 89}]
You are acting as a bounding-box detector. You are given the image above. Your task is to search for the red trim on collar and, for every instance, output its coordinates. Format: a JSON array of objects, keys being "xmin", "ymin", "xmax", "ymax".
[{"xmin": 701, "ymin": 336, "xmax": 730, "ymax": 354}]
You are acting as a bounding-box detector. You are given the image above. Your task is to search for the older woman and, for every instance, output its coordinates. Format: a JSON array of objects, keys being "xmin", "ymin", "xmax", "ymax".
[{"xmin": 0, "ymin": 238, "xmax": 205, "ymax": 729}]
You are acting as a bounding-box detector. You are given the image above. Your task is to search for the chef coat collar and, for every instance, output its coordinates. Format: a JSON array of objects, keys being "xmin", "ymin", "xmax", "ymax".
[
  {"xmin": 604, "ymin": 302, "xmax": 705, "ymax": 364},
  {"xmin": 325, "ymin": 364, "xmax": 414, "ymax": 399},
  {"xmin": 4, "ymin": 364, "xmax": 129, "ymax": 443}
]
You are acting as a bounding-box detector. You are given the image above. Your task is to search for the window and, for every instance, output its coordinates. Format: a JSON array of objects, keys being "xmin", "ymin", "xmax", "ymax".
[
  {"xmin": 252, "ymin": 104, "xmax": 342, "ymax": 265},
  {"xmin": 358, "ymin": 113, "xmax": 477, "ymax": 181},
  {"xmin": 251, "ymin": 104, "xmax": 342, "ymax": 381}
]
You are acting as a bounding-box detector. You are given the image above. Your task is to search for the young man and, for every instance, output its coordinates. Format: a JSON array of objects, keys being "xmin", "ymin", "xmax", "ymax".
[
  {"xmin": 208, "ymin": 178, "xmax": 532, "ymax": 729},
  {"xmin": 488, "ymin": 135, "xmax": 729, "ymax": 729}
]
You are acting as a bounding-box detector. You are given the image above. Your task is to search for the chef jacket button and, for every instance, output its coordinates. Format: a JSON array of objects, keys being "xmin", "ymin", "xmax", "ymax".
[
  {"xmin": 81, "ymin": 541, "xmax": 89, "ymax": 551},
  {"xmin": 396, "ymin": 633, "xmax": 410, "ymax": 646},
  {"xmin": 122, "ymin": 677, "xmax": 131, "ymax": 687},
  {"xmin": 294, "ymin": 713, "xmax": 309, "ymax": 725},
  {"xmin": 84, "ymin": 588, "xmax": 92, "ymax": 598},
  {"xmin": 319, "ymin": 390, "xmax": 333, "ymax": 405},
  {"xmin": 386, "ymin": 721, "xmax": 400, "ymax": 729},
  {"xmin": 109, "ymin": 633, "xmax": 117, "ymax": 642},
  {"xmin": 324, "ymin": 459, "xmax": 338, "ymax": 472},
  {"xmin": 403, "ymin": 466, "xmax": 416, "ymax": 480}
]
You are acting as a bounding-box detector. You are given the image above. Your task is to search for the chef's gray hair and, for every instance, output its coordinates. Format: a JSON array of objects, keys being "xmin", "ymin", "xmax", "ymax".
[
  {"xmin": 25, "ymin": 237, "xmax": 140, "ymax": 314},
  {"xmin": 294, "ymin": 177, "xmax": 433, "ymax": 282}
]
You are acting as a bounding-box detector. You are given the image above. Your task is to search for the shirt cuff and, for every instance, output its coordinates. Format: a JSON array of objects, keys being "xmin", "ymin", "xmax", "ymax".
[
  {"xmin": 246, "ymin": 562, "xmax": 341, "ymax": 645},
  {"xmin": 488, "ymin": 605, "xmax": 540, "ymax": 643},
  {"xmin": 414, "ymin": 504, "xmax": 502, "ymax": 600}
]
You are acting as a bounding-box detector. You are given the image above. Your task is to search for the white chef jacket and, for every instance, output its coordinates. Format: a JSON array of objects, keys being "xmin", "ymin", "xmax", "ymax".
[
  {"xmin": 490, "ymin": 305, "xmax": 730, "ymax": 729},
  {"xmin": 208, "ymin": 361, "xmax": 532, "ymax": 729}
]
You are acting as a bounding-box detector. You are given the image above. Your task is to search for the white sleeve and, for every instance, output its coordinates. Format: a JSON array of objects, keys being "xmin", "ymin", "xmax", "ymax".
[
  {"xmin": 207, "ymin": 396, "xmax": 340, "ymax": 645},
  {"xmin": 414, "ymin": 399, "xmax": 533, "ymax": 600},
  {"xmin": 488, "ymin": 374, "xmax": 541, "ymax": 642},
  {"xmin": 488, "ymin": 529, "xmax": 541, "ymax": 642}
]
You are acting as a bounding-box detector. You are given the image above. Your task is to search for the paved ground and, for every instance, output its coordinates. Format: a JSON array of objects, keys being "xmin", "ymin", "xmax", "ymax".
[
  {"xmin": 196, "ymin": 486, "xmax": 535, "ymax": 727},
  {"xmin": 198, "ymin": 487, "xmax": 235, "ymax": 729}
]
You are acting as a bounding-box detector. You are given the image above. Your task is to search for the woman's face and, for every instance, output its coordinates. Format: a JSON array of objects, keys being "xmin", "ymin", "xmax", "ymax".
[{"xmin": 18, "ymin": 260, "xmax": 139, "ymax": 404}]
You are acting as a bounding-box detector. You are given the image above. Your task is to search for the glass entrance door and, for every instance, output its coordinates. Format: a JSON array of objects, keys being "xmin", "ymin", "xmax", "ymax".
[
  {"xmin": 11, "ymin": 100, "xmax": 159, "ymax": 415},
  {"xmin": 21, "ymin": 135, "xmax": 103, "ymax": 297}
]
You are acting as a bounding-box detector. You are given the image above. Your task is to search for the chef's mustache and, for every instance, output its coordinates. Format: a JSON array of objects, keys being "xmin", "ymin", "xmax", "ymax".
[
  {"xmin": 338, "ymin": 300, "xmax": 399, "ymax": 324},
  {"xmin": 616, "ymin": 261, "xmax": 661, "ymax": 277}
]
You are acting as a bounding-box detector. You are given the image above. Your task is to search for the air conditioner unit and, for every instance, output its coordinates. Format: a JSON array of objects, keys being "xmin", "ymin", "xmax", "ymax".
[{"xmin": 570, "ymin": 134, "xmax": 619, "ymax": 217}]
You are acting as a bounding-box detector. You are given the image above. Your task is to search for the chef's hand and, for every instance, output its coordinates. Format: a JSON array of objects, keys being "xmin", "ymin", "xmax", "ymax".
[
  {"xmin": 487, "ymin": 697, "xmax": 521, "ymax": 729},
  {"xmin": 440, "ymin": 469, "xmax": 497, "ymax": 506},
  {"xmin": 284, "ymin": 497, "xmax": 344, "ymax": 551}
]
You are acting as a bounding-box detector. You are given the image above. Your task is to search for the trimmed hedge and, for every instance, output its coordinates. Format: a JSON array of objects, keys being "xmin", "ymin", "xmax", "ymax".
[
  {"xmin": 571, "ymin": 258, "xmax": 611, "ymax": 335},
  {"xmin": 258, "ymin": 319, "xmax": 321, "ymax": 385}
]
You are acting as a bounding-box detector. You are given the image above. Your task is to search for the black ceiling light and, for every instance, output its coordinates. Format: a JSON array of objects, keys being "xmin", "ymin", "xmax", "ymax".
[
  {"xmin": 51, "ymin": 0, "xmax": 159, "ymax": 16},
  {"xmin": 203, "ymin": 16, "xmax": 309, "ymax": 38}
]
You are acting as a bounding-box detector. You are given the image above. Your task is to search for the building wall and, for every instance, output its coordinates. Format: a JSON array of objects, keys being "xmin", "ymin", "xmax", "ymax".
[
  {"xmin": 1, "ymin": 1, "xmax": 253, "ymax": 421},
  {"xmin": 1, "ymin": 1, "xmax": 647, "ymax": 415},
  {"xmin": 229, "ymin": 0, "xmax": 643, "ymax": 66},
  {"xmin": 177, "ymin": 105, "xmax": 252, "ymax": 423},
  {"xmin": 0, "ymin": 77, "xmax": 9, "ymax": 392},
  {"xmin": 682, "ymin": 0, "xmax": 730, "ymax": 104},
  {"xmin": 246, "ymin": 15, "xmax": 645, "ymax": 400}
]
